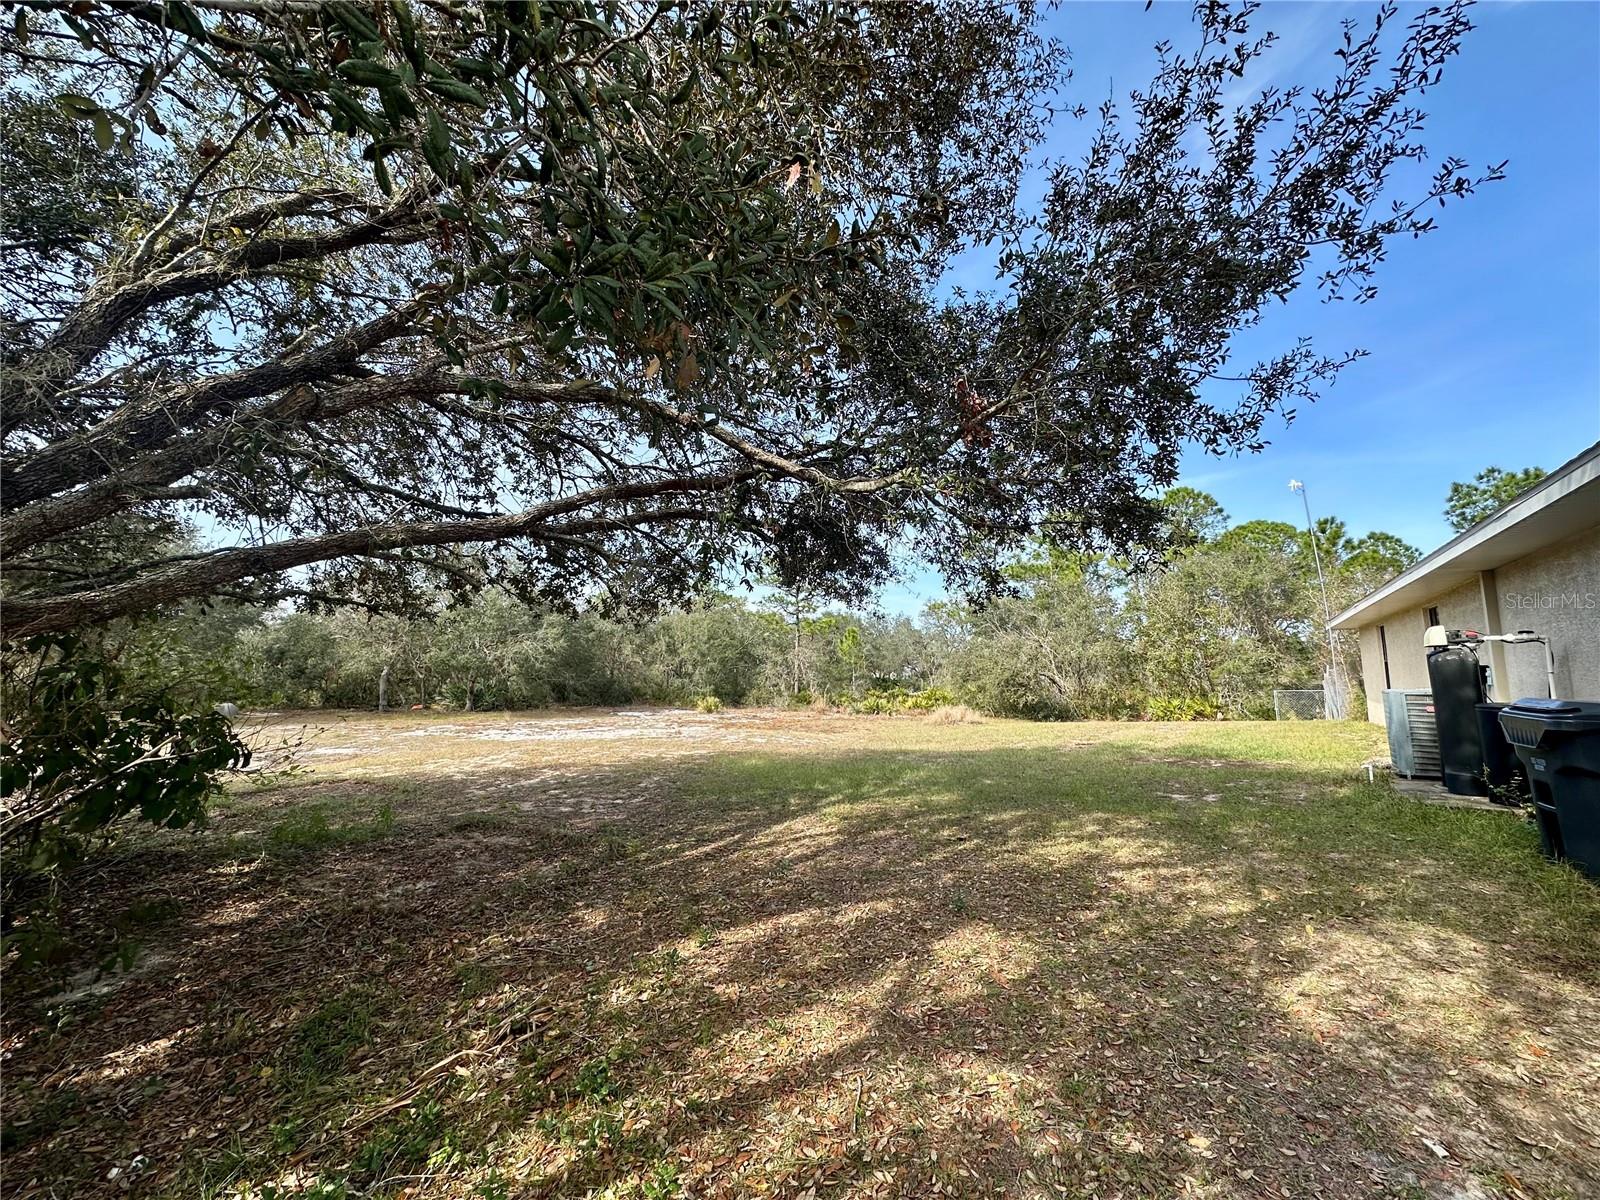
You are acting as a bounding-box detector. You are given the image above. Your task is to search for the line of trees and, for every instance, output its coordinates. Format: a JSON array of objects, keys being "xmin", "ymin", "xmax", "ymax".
[
  {"xmin": 201, "ymin": 591, "xmax": 919, "ymax": 712},
  {"xmin": 146, "ymin": 488, "xmax": 1415, "ymax": 721}
]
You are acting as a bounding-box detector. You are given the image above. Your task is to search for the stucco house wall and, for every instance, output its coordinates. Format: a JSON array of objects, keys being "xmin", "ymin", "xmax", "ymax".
[
  {"xmin": 1492, "ymin": 524, "xmax": 1600, "ymax": 700},
  {"xmin": 1355, "ymin": 627, "xmax": 1385, "ymax": 721},
  {"xmin": 1336, "ymin": 441, "xmax": 1599, "ymax": 725},
  {"xmin": 1348, "ymin": 526, "xmax": 1600, "ymax": 722},
  {"xmin": 1352, "ymin": 578, "xmax": 1492, "ymax": 722}
]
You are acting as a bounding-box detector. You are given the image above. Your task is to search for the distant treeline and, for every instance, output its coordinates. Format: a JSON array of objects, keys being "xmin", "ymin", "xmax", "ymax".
[{"xmin": 137, "ymin": 490, "xmax": 1413, "ymax": 721}]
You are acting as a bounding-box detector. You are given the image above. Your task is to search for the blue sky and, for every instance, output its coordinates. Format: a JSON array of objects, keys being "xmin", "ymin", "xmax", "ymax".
[{"xmin": 876, "ymin": 0, "xmax": 1600, "ymax": 616}]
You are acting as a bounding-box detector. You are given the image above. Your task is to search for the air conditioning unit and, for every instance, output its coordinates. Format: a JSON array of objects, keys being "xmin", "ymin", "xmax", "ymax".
[{"xmin": 1384, "ymin": 689, "xmax": 1441, "ymax": 779}]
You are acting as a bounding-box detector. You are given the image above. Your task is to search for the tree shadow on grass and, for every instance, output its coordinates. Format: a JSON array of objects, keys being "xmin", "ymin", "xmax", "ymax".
[{"xmin": 4, "ymin": 741, "xmax": 1599, "ymax": 1199}]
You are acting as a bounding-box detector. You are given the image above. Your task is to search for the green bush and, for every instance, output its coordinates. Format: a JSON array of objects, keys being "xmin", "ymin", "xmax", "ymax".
[
  {"xmin": 1, "ymin": 637, "xmax": 250, "ymax": 975},
  {"xmin": 851, "ymin": 686, "xmax": 957, "ymax": 715},
  {"xmin": 1145, "ymin": 695, "xmax": 1221, "ymax": 722},
  {"xmin": 693, "ymin": 695, "xmax": 724, "ymax": 713}
]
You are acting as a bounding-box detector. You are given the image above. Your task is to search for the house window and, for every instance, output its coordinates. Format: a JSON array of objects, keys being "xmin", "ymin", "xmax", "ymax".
[
  {"xmin": 1378, "ymin": 624, "xmax": 1392, "ymax": 689},
  {"xmin": 1426, "ymin": 606, "xmax": 1440, "ymax": 630}
]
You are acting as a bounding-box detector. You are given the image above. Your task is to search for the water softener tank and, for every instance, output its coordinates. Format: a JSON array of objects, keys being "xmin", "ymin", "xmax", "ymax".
[{"xmin": 1427, "ymin": 644, "xmax": 1489, "ymax": 796}]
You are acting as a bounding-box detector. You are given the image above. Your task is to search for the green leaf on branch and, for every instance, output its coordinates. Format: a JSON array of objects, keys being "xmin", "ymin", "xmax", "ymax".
[
  {"xmin": 424, "ymin": 78, "xmax": 490, "ymax": 109},
  {"xmin": 422, "ymin": 108, "xmax": 454, "ymax": 180},
  {"xmin": 337, "ymin": 59, "xmax": 405, "ymax": 89},
  {"xmin": 90, "ymin": 111, "xmax": 114, "ymax": 152}
]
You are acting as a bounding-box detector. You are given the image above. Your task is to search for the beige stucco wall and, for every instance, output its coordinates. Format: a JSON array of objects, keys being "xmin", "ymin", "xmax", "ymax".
[
  {"xmin": 1355, "ymin": 626, "xmax": 1386, "ymax": 723},
  {"xmin": 1492, "ymin": 525, "xmax": 1600, "ymax": 700},
  {"xmin": 1350, "ymin": 525, "xmax": 1600, "ymax": 722}
]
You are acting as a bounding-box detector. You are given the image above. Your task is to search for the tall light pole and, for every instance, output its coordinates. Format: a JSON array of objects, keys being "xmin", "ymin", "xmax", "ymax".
[{"xmin": 1290, "ymin": 479, "xmax": 1346, "ymax": 719}]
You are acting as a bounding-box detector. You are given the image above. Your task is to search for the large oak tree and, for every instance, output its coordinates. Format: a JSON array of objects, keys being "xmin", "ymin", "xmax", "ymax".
[{"xmin": 2, "ymin": 0, "xmax": 1498, "ymax": 638}]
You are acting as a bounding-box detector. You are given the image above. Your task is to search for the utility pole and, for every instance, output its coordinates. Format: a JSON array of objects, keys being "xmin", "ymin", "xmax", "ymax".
[{"xmin": 1289, "ymin": 479, "xmax": 1346, "ymax": 719}]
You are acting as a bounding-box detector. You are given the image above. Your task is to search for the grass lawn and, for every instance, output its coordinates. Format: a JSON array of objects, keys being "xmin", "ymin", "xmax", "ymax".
[{"xmin": 4, "ymin": 709, "xmax": 1599, "ymax": 1199}]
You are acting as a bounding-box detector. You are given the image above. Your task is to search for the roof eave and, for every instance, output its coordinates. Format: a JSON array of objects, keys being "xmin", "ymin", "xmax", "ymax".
[{"xmin": 1330, "ymin": 440, "xmax": 1600, "ymax": 631}]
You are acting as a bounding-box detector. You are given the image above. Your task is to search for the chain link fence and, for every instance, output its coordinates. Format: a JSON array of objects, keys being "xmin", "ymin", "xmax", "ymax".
[{"xmin": 1273, "ymin": 688, "xmax": 1327, "ymax": 720}]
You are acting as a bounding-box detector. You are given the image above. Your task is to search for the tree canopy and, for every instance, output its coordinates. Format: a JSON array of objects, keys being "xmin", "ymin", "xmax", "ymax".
[
  {"xmin": 2, "ymin": 0, "xmax": 1498, "ymax": 638},
  {"xmin": 1444, "ymin": 465, "xmax": 1548, "ymax": 532}
]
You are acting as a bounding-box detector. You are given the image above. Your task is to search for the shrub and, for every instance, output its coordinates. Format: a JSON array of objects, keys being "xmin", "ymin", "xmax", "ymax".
[
  {"xmin": 1145, "ymin": 695, "xmax": 1221, "ymax": 722},
  {"xmin": 693, "ymin": 695, "xmax": 724, "ymax": 713},
  {"xmin": 853, "ymin": 686, "xmax": 957, "ymax": 715},
  {"xmin": 1, "ymin": 637, "xmax": 250, "ymax": 975}
]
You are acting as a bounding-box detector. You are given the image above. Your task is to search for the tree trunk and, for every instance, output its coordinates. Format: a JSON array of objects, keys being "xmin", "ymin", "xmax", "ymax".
[
  {"xmin": 792, "ymin": 606, "xmax": 802, "ymax": 696},
  {"xmin": 378, "ymin": 664, "xmax": 389, "ymax": 712}
]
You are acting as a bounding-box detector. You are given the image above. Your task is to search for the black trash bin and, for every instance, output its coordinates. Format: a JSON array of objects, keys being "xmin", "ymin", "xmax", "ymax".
[{"xmin": 1498, "ymin": 700, "xmax": 1600, "ymax": 878}]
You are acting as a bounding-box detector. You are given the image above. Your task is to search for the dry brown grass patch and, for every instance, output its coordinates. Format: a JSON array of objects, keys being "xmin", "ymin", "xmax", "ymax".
[{"xmin": 925, "ymin": 704, "xmax": 984, "ymax": 724}]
